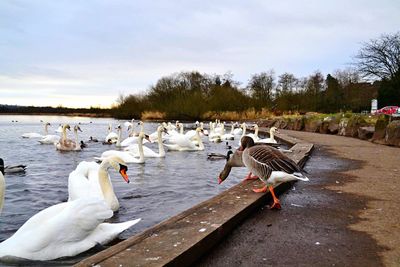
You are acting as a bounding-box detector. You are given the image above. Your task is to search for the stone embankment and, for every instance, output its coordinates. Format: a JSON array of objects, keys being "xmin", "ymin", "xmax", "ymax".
[{"xmin": 258, "ymin": 114, "xmax": 400, "ymax": 147}]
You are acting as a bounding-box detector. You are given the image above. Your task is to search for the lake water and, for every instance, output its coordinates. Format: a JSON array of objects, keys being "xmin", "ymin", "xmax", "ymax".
[{"xmin": 0, "ymin": 115, "xmax": 250, "ymax": 266}]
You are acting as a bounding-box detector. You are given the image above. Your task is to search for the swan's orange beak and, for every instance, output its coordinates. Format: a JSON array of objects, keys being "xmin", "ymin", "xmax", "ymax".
[{"xmin": 119, "ymin": 164, "xmax": 129, "ymax": 183}]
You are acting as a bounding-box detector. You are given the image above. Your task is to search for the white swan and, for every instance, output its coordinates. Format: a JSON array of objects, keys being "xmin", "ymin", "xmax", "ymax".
[
  {"xmin": 38, "ymin": 125, "xmax": 60, "ymax": 145},
  {"xmin": 69, "ymin": 155, "xmax": 131, "ymax": 211},
  {"xmin": 105, "ymin": 124, "xmax": 118, "ymax": 143},
  {"xmin": 55, "ymin": 124, "xmax": 63, "ymax": 133},
  {"xmin": 246, "ymin": 124, "xmax": 259, "ymax": 142},
  {"xmin": 0, "ymin": 163, "xmax": 140, "ymax": 261},
  {"xmin": 125, "ymin": 126, "xmax": 167, "ymax": 158},
  {"xmin": 232, "ymin": 122, "xmax": 243, "ymax": 135},
  {"xmin": 97, "ymin": 132, "xmax": 145, "ymax": 164},
  {"xmin": 258, "ymin": 127, "xmax": 279, "ymax": 144},
  {"xmin": 209, "ymin": 122, "xmax": 222, "ymax": 143},
  {"xmin": 124, "ymin": 118, "xmax": 135, "ymax": 128},
  {"xmin": 0, "ymin": 167, "xmax": 4, "ymax": 215},
  {"xmin": 21, "ymin": 122, "xmax": 50, "ymax": 138},
  {"xmin": 164, "ymin": 128, "xmax": 204, "ymax": 151},
  {"xmin": 221, "ymin": 124, "xmax": 234, "ymax": 141},
  {"xmin": 55, "ymin": 125, "xmax": 82, "ymax": 151},
  {"xmin": 121, "ymin": 123, "xmax": 150, "ymax": 146},
  {"xmin": 115, "ymin": 125, "xmax": 123, "ymax": 147}
]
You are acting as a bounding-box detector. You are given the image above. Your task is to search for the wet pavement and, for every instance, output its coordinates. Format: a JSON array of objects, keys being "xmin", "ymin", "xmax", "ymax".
[{"xmin": 196, "ymin": 145, "xmax": 385, "ymax": 266}]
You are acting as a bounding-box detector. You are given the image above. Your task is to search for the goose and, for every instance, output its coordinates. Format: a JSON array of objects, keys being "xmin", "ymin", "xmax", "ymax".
[
  {"xmin": 21, "ymin": 122, "xmax": 50, "ymax": 138},
  {"xmin": 0, "ymin": 162, "xmax": 140, "ymax": 261},
  {"xmin": 222, "ymin": 136, "xmax": 309, "ymax": 209},
  {"xmin": 55, "ymin": 125, "xmax": 82, "ymax": 151},
  {"xmin": 69, "ymin": 155, "xmax": 131, "ymax": 211},
  {"xmin": 217, "ymin": 150, "xmax": 245, "ymax": 179},
  {"xmin": 125, "ymin": 126, "xmax": 167, "ymax": 158},
  {"xmin": 105, "ymin": 124, "xmax": 118, "ymax": 143},
  {"xmin": 96, "ymin": 132, "xmax": 146, "ymax": 164},
  {"xmin": 257, "ymin": 127, "xmax": 279, "ymax": 144},
  {"xmin": 164, "ymin": 127, "xmax": 205, "ymax": 151}
]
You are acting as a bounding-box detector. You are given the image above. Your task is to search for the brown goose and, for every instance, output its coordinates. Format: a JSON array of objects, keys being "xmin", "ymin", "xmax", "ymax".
[
  {"xmin": 239, "ymin": 136, "xmax": 309, "ymax": 209},
  {"xmin": 218, "ymin": 150, "xmax": 244, "ymax": 184}
]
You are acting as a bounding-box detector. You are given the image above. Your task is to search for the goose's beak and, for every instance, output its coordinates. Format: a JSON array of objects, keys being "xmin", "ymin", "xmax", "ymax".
[
  {"xmin": 218, "ymin": 176, "xmax": 223, "ymax": 184},
  {"xmin": 119, "ymin": 164, "xmax": 129, "ymax": 183}
]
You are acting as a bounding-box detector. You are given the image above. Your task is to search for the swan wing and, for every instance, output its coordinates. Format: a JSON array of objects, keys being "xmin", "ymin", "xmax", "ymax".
[
  {"xmin": 68, "ymin": 161, "xmax": 101, "ymax": 201},
  {"xmin": 0, "ymin": 198, "xmax": 114, "ymax": 260}
]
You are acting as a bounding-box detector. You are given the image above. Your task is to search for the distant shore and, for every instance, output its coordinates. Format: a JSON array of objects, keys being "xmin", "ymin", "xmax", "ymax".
[{"xmin": 0, "ymin": 112, "xmax": 113, "ymax": 118}]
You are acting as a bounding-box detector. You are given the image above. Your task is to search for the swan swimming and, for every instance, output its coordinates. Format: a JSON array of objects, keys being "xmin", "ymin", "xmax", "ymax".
[
  {"xmin": 0, "ymin": 162, "xmax": 140, "ymax": 261},
  {"xmin": 125, "ymin": 125, "xmax": 167, "ymax": 158},
  {"xmin": 55, "ymin": 125, "xmax": 82, "ymax": 151},
  {"xmin": 97, "ymin": 132, "xmax": 146, "ymax": 164},
  {"xmin": 21, "ymin": 122, "xmax": 50, "ymax": 139},
  {"xmin": 68, "ymin": 155, "xmax": 131, "ymax": 212}
]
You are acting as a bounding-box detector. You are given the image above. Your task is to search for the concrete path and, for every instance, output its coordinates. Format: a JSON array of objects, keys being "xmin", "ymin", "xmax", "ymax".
[{"xmin": 196, "ymin": 130, "xmax": 399, "ymax": 266}]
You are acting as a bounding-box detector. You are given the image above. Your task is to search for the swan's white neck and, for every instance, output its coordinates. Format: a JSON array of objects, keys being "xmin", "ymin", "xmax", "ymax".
[
  {"xmin": 74, "ymin": 129, "xmax": 80, "ymax": 149},
  {"xmin": 0, "ymin": 172, "xmax": 5, "ymax": 215},
  {"xmin": 269, "ymin": 129, "xmax": 275, "ymax": 141},
  {"xmin": 137, "ymin": 134, "xmax": 145, "ymax": 163},
  {"xmin": 116, "ymin": 128, "xmax": 122, "ymax": 146},
  {"xmin": 241, "ymin": 124, "xmax": 247, "ymax": 139},
  {"xmin": 230, "ymin": 124, "xmax": 234, "ymax": 134},
  {"xmin": 62, "ymin": 127, "xmax": 68, "ymax": 141},
  {"xmin": 179, "ymin": 124, "xmax": 184, "ymax": 135},
  {"xmin": 196, "ymin": 130, "xmax": 204, "ymax": 150},
  {"xmin": 98, "ymin": 161, "xmax": 118, "ymax": 211},
  {"xmin": 157, "ymin": 128, "xmax": 165, "ymax": 157},
  {"xmin": 254, "ymin": 126, "xmax": 259, "ymax": 138},
  {"xmin": 44, "ymin": 124, "xmax": 49, "ymax": 135}
]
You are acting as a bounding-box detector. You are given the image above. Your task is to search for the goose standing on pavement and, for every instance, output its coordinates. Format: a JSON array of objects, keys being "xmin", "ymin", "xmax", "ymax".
[{"xmin": 220, "ymin": 136, "xmax": 309, "ymax": 209}]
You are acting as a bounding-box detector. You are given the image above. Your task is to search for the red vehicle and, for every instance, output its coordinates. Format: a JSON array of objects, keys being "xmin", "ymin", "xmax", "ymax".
[{"xmin": 375, "ymin": 106, "xmax": 399, "ymax": 115}]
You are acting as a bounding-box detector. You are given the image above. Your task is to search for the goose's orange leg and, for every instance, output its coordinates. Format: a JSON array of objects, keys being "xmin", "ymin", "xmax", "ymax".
[
  {"xmin": 252, "ymin": 185, "xmax": 268, "ymax": 193},
  {"xmin": 268, "ymin": 186, "xmax": 281, "ymax": 210},
  {"xmin": 243, "ymin": 172, "xmax": 258, "ymax": 181}
]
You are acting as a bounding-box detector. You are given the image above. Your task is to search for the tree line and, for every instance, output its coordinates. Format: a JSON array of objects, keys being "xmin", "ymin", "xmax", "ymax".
[
  {"xmin": 113, "ymin": 68, "xmax": 379, "ymax": 120},
  {"xmin": 114, "ymin": 32, "xmax": 399, "ymax": 120},
  {"xmin": 0, "ymin": 104, "xmax": 111, "ymax": 117}
]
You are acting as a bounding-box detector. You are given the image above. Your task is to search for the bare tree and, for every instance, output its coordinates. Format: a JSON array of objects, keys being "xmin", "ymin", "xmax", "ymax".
[
  {"xmin": 247, "ymin": 70, "xmax": 275, "ymax": 104},
  {"xmin": 354, "ymin": 32, "xmax": 400, "ymax": 80}
]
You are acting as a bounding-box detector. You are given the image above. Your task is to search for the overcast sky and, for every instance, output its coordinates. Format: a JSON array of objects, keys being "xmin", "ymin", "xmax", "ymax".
[{"xmin": 1, "ymin": 0, "xmax": 399, "ymax": 108}]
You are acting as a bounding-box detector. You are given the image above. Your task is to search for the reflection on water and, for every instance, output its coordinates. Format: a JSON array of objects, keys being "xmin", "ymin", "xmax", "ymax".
[{"xmin": 0, "ymin": 115, "xmax": 249, "ymax": 266}]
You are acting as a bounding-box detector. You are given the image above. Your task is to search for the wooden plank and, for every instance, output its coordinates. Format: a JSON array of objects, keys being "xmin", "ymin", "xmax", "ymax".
[{"xmin": 76, "ymin": 137, "xmax": 313, "ymax": 267}]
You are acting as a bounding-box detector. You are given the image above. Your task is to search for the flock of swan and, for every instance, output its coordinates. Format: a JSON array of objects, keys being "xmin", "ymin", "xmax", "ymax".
[{"xmin": 0, "ymin": 119, "xmax": 287, "ymax": 262}]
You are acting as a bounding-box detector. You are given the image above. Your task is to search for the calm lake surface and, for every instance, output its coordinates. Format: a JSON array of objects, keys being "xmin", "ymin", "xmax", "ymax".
[{"xmin": 0, "ymin": 115, "xmax": 249, "ymax": 266}]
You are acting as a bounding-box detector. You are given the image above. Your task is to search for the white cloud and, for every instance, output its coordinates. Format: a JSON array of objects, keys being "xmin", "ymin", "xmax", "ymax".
[{"xmin": 0, "ymin": 0, "xmax": 399, "ymax": 107}]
